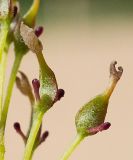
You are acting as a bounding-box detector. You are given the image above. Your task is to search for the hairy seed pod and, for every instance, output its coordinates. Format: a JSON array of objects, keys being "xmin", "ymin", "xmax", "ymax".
[
  {"xmin": 75, "ymin": 94, "xmax": 108, "ymax": 136},
  {"xmin": 75, "ymin": 61, "xmax": 123, "ymax": 137}
]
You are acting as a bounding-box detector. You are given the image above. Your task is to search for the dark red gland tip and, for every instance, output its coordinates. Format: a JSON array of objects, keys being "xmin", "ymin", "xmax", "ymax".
[
  {"xmin": 13, "ymin": 122, "xmax": 27, "ymax": 143},
  {"xmin": 32, "ymin": 79, "xmax": 40, "ymax": 89},
  {"xmin": 42, "ymin": 131, "xmax": 49, "ymax": 140},
  {"xmin": 88, "ymin": 122, "xmax": 111, "ymax": 135},
  {"xmin": 39, "ymin": 131, "xmax": 49, "ymax": 145},
  {"xmin": 14, "ymin": 122, "xmax": 21, "ymax": 132},
  {"xmin": 32, "ymin": 79, "xmax": 40, "ymax": 101},
  {"xmin": 35, "ymin": 26, "xmax": 44, "ymax": 37},
  {"xmin": 55, "ymin": 89, "xmax": 65, "ymax": 102}
]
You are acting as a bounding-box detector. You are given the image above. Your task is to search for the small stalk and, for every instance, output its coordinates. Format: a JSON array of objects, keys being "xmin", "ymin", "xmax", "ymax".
[
  {"xmin": 23, "ymin": 110, "xmax": 44, "ymax": 160},
  {"xmin": 60, "ymin": 134, "xmax": 84, "ymax": 160},
  {"xmin": 23, "ymin": 94, "xmax": 53, "ymax": 160}
]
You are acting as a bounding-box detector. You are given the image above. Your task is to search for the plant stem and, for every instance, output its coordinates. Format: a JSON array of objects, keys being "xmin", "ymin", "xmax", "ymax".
[
  {"xmin": 0, "ymin": 48, "xmax": 8, "ymax": 121},
  {"xmin": 0, "ymin": 132, "xmax": 5, "ymax": 160},
  {"xmin": 1, "ymin": 53, "xmax": 23, "ymax": 129},
  {"xmin": 60, "ymin": 134, "xmax": 84, "ymax": 160},
  {"xmin": 0, "ymin": 20, "xmax": 9, "ymax": 121},
  {"xmin": 0, "ymin": 21, "xmax": 9, "ymax": 61},
  {"xmin": 0, "ymin": 53, "xmax": 23, "ymax": 159},
  {"xmin": 23, "ymin": 110, "xmax": 44, "ymax": 160}
]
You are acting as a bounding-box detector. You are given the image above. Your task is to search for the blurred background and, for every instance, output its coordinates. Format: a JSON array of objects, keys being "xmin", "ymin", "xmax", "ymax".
[{"xmin": 5, "ymin": 0, "xmax": 133, "ymax": 160}]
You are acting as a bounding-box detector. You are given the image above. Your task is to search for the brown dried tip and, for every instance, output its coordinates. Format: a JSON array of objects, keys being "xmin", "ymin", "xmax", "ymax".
[
  {"xmin": 110, "ymin": 61, "xmax": 123, "ymax": 81},
  {"xmin": 88, "ymin": 122, "xmax": 111, "ymax": 135},
  {"xmin": 20, "ymin": 22, "xmax": 43, "ymax": 54},
  {"xmin": 16, "ymin": 71, "xmax": 31, "ymax": 95}
]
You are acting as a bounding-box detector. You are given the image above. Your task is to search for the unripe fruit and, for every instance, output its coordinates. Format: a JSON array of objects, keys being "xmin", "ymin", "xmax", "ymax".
[
  {"xmin": 75, "ymin": 61, "xmax": 123, "ymax": 137},
  {"xmin": 75, "ymin": 94, "xmax": 108, "ymax": 136}
]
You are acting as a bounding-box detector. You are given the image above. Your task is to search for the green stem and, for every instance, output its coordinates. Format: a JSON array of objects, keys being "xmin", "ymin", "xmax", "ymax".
[
  {"xmin": 23, "ymin": 110, "xmax": 44, "ymax": 160},
  {"xmin": 0, "ymin": 20, "xmax": 9, "ymax": 61},
  {"xmin": 0, "ymin": 20, "xmax": 9, "ymax": 121},
  {"xmin": 1, "ymin": 53, "xmax": 23, "ymax": 129},
  {"xmin": 0, "ymin": 133, "xmax": 5, "ymax": 160},
  {"xmin": 0, "ymin": 48, "xmax": 8, "ymax": 121},
  {"xmin": 0, "ymin": 53, "xmax": 23, "ymax": 159},
  {"xmin": 60, "ymin": 134, "xmax": 84, "ymax": 160}
]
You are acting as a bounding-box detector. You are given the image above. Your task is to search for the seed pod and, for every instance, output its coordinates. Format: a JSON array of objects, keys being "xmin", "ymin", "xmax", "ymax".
[
  {"xmin": 20, "ymin": 22, "xmax": 58, "ymax": 103},
  {"xmin": 75, "ymin": 61, "xmax": 123, "ymax": 137}
]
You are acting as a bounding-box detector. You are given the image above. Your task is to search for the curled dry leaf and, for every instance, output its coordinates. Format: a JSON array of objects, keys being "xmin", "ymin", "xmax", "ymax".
[
  {"xmin": 20, "ymin": 22, "xmax": 43, "ymax": 54},
  {"xmin": 16, "ymin": 71, "xmax": 34, "ymax": 104}
]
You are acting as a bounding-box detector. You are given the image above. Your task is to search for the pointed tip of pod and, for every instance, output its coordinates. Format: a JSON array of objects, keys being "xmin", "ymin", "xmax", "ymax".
[{"xmin": 104, "ymin": 61, "xmax": 123, "ymax": 99}]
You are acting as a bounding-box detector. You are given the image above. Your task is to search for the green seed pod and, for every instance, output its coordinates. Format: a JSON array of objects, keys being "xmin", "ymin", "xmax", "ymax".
[
  {"xmin": 75, "ymin": 61, "xmax": 123, "ymax": 137},
  {"xmin": 75, "ymin": 94, "xmax": 108, "ymax": 137},
  {"xmin": 20, "ymin": 22, "xmax": 58, "ymax": 104}
]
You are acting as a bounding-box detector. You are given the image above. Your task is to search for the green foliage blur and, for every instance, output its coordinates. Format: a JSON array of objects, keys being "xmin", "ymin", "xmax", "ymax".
[{"xmin": 20, "ymin": 0, "xmax": 133, "ymax": 24}]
